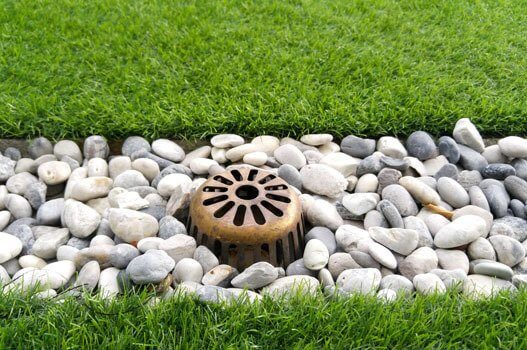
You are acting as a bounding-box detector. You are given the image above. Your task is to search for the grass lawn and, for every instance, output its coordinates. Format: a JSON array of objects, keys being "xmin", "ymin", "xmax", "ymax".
[
  {"xmin": 1, "ymin": 0, "xmax": 527, "ymax": 140},
  {"xmin": 1, "ymin": 290, "xmax": 527, "ymax": 349}
]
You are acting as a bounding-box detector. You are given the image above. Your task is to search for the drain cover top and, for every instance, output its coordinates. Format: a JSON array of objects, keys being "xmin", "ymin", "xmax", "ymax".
[{"xmin": 189, "ymin": 168, "xmax": 302, "ymax": 245}]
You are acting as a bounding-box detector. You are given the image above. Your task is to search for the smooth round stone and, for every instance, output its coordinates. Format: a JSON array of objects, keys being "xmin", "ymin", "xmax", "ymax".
[
  {"xmin": 277, "ymin": 164, "xmax": 302, "ymax": 189},
  {"xmin": 369, "ymin": 225, "xmax": 417, "ymax": 255},
  {"xmin": 173, "ymin": 258, "xmax": 204, "ymax": 283},
  {"xmin": 108, "ymin": 208, "xmax": 158, "ymax": 244},
  {"xmin": 479, "ymin": 179, "xmax": 510, "ymax": 218},
  {"xmin": 306, "ymin": 199, "xmax": 343, "ymax": 231},
  {"xmin": 482, "ymin": 164, "xmax": 515, "ymax": 180},
  {"xmin": 157, "ymin": 173, "xmax": 192, "ymax": 198},
  {"xmin": 504, "ymin": 175, "xmax": 527, "ymax": 202},
  {"xmin": 210, "ymin": 134, "xmax": 245, "ymax": 148},
  {"xmin": 406, "ymin": 131, "xmax": 437, "ymax": 161},
  {"xmin": 83, "ymin": 136, "xmax": 109, "ymax": 160},
  {"xmin": 281, "ymin": 138, "xmax": 318, "ymax": 153},
  {"xmin": 355, "ymin": 174, "xmax": 378, "ymax": 193},
  {"xmin": 126, "ymin": 249, "xmax": 175, "ymax": 285},
  {"xmin": 399, "ymin": 176, "xmax": 441, "ymax": 205},
  {"xmin": 318, "ymin": 268, "xmax": 334, "ymax": 288},
  {"xmin": 300, "ymin": 134, "xmax": 333, "ymax": 146},
  {"xmin": 0, "ymin": 232, "xmax": 23, "ymax": 264},
  {"xmin": 510, "ymin": 199, "xmax": 526, "ymax": 219},
  {"xmin": 398, "ymin": 247, "xmax": 438, "ymax": 280},
  {"xmin": 434, "ymin": 163, "xmax": 458, "ymax": 181},
  {"xmin": 0, "ymin": 211, "xmax": 10, "ymax": 231},
  {"xmin": 413, "ymin": 273, "xmax": 446, "ymax": 295},
  {"xmin": 159, "ymin": 234, "xmax": 196, "ymax": 263},
  {"xmin": 136, "ymin": 237, "xmax": 163, "ymax": 252},
  {"xmin": 303, "ymin": 239, "xmax": 329, "ymax": 270},
  {"xmin": 208, "ymin": 164, "xmax": 226, "ymax": 176},
  {"xmin": 319, "ymin": 141, "xmax": 340, "ymax": 154},
  {"xmin": 498, "ymin": 136, "xmax": 527, "ymax": 158},
  {"xmin": 42, "ymin": 260, "xmax": 76, "ymax": 289},
  {"xmin": 434, "ymin": 215, "xmax": 485, "ymax": 248},
  {"xmin": 150, "ymin": 139, "xmax": 185, "ymax": 163},
  {"xmin": 113, "ymin": 170, "xmax": 149, "ymax": 189},
  {"xmin": 131, "ymin": 158, "xmax": 159, "ymax": 182},
  {"xmin": 457, "ymin": 144, "xmax": 488, "ymax": 172},
  {"xmin": 467, "ymin": 237, "xmax": 496, "ymax": 260},
  {"xmin": 63, "ymin": 199, "xmax": 101, "ymax": 238},
  {"xmin": 380, "ymin": 275, "xmax": 414, "ymax": 295},
  {"xmin": 305, "ymin": 227, "xmax": 337, "ymax": 255},
  {"xmin": 356, "ymin": 155, "xmax": 383, "ymax": 176},
  {"xmin": 261, "ymin": 276, "xmax": 319, "ymax": 297},
  {"xmin": 380, "ymin": 156, "xmax": 409, "ymax": 172},
  {"xmin": 6, "ymin": 172, "xmax": 38, "ymax": 195},
  {"xmin": 340, "ymin": 136, "xmax": 376, "ymax": 158},
  {"xmin": 482, "ymin": 145, "xmax": 507, "ymax": 164},
  {"xmin": 376, "ymin": 200, "xmax": 404, "ymax": 228},
  {"xmin": 336, "ymin": 268, "xmax": 381, "ymax": 295},
  {"xmin": 512, "ymin": 159, "xmax": 527, "ymax": 180},
  {"xmin": 438, "ymin": 136, "xmax": 460, "ymax": 163},
  {"xmin": 225, "ymin": 144, "xmax": 260, "ymax": 162},
  {"xmin": 469, "ymin": 186, "xmax": 490, "ymax": 211},
  {"xmin": 488, "ymin": 235, "xmax": 526, "ymax": 267},
  {"xmin": 5, "ymin": 194, "xmax": 32, "ymax": 219},
  {"xmin": 98, "ymin": 267, "xmax": 121, "ymax": 299},
  {"xmin": 108, "ymin": 244, "xmax": 140, "ymax": 269},
  {"xmin": 122, "ymin": 136, "xmax": 151, "ymax": 157},
  {"xmin": 349, "ymin": 251, "xmax": 381, "ymax": 269},
  {"xmin": 24, "ymin": 183, "xmax": 46, "ymax": 211},
  {"xmin": 474, "ymin": 262, "xmax": 514, "ymax": 281},
  {"xmin": 211, "ymin": 147, "xmax": 227, "ymax": 164},
  {"xmin": 28, "ymin": 137, "xmax": 53, "ymax": 159},
  {"xmin": 452, "ymin": 118, "xmax": 485, "ymax": 153},
  {"xmin": 243, "ymin": 151, "xmax": 268, "ymax": 166},
  {"xmin": 367, "ymin": 241, "xmax": 397, "ymax": 269},
  {"xmin": 231, "ymin": 262, "xmax": 278, "ymax": 289},
  {"xmin": 458, "ymin": 170, "xmax": 482, "ymax": 190},
  {"xmin": 202, "ymin": 264, "xmax": 239, "ymax": 287},
  {"xmin": 87, "ymin": 158, "xmax": 108, "ymax": 177},
  {"xmin": 189, "ymin": 158, "xmax": 218, "ymax": 175},
  {"xmin": 342, "ymin": 193, "xmax": 379, "ymax": 216},
  {"xmin": 37, "ymin": 161, "xmax": 71, "ymax": 185},
  {"xmin": 286, "ymin": 258, "xmax": 317, "ymax": 277},
  {"xmin": 4, "ymin": 147, "xmax": 20, "ymax": 161},
  {"xmin": 319, "ymin": 152, "xmax": 361, "ymax": 177},
  {"xmin": 463, "ymin": 274, "xmax": 515, "ymax": 299},
  {"xmin": 53, "ymin": 140, "xmax": 82, "ymax": 163},
  {"xmin": 327, "ymin": 253, "xmax": 361, "ymax": 279},
  {"xmin": 181, "ymin": 146, "xmax": 212, "ymax": 167},
  {"xmin": 108, "ymin": 156, "xmax": 132, "ymax": 179},
  {"xmin": 14, "ymin": 158, "xmax": 33, "ymax": 175},
  {"xmin": 158, "ymin": 216, "xmax": 187, "ymax": 239},
  {"xmin": 273, "ymin": 144, "xmax": 306, "ymax": 170},
  {"xmin": 436, "ymin": 249, "xmax": 469, "ymax": 273},
  {"xmin": 436, "ymin": 177, "xmax": 469, "ymax": 208},
  {"xmin": 69, "ymin": 177, "xmax": 113, "ymax": 202},
  {"xmin": 377, "ymin": 137, "xmax": 407, "ymax": 159},
  {"xmin": 451, "ymin": 205, "xmax": 492, "ymax": 235},
  {"xmin": 152, "ymin": 164, "xmax": 193, "ymax": 187},
  {"xmin": 74, "ymin": 260, "xmax": 101, "ymax": 291},
  {"xmin": 32, "ymin": 228, "xmax": 69, "ymax": 260},
  {"xmin": 381, "ymin": 184, "xmax": 418, "ymax": 217},
  {"xmin": 90, "ymin": 235, "xmax": 114, "ymax": 247},
  {"xmin": 491, "ymin": 216, "xmax": 527, "ymax": 242}
]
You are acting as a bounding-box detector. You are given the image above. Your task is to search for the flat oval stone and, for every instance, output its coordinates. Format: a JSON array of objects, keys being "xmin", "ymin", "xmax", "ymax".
[
  {"xmin": 108, "ymin": 208, "xmax": 159, "ymax": 244},
  {"xmin": 457, "ymin": 145, "xmax": 488, "ymax": 172},
  {"xmin": 274, "ymin": 144, "xmax": 306, "ymax": 170},
  {"xmin": 368, "ymin": 227, "xmax": 418, "ymax": 255},
  {"xmin": 398, "ymin": 247, "xmax": 438, "ymax": 280},
  {"xmin": 340, "ymin": 136, "xmax": 376, "ymax": 158},
  {"xmin": 498, "ymin": 136, "xmax": 527, "ymax": 158},
  {"xmin": 438, "ymin": 136, "xmax": 460, "ymax": 163},
  {"xmin": 399, "ymin": 176, "xmax": 441, "ymax": 205},
  {"xmin": 436, "ymin": 177, "xmax": 469, "ymax": 208},
  {"xmin": 413, "ymin": 273, "xmax": 446, "ymax": 295},
  {"xmin": 504, "ymin": 175, "xmax": 527, "ymax": 202},
  {"xmin": 151, "ymin": 139, "xmax": 185, "ymax": 162},
  {"xmin": 488, "ymin": 235, "xmax": 526, "ymax": 267},
  {"xmin": 482, "ymin": 164, "xmax": 516, "ymax": 180},
  {"xmin": 336, "ymin": 268, "xmax": 381, "ymax": 295},
  {"xmin": 480, "ymin": 179, "xmax": 510, "ymax": 218},
  {"xmin": 342, "ymin": 193, "xmax": 380, "ymax": 216},
  {"xmin": 300, "ymin": 164, "xmax": 347, "ymax": 198},
  {"xmin": 474, "ymin": 261, "xmax": 514, "ymax": 281},
  {"xmin": 381, "ymin": 184, "xmax": 418, "ymax": 217},
  {"xmin": 434, "ymin": 215, "xmax": 486, "ymax": 248},
  {"xmin": 377, "ymin": 137, "xmax": 407, "ymax": 159},
  {"xmin": 463, "ymin": 274, "xmax": 515, "ymax": 299},
  {"xmin": 211, "ymin": 134, "xmax": 245, "ymax": 148},
  {"xmin": 406, "ymin": 131, "xmax": 437, "ymax": 161}
]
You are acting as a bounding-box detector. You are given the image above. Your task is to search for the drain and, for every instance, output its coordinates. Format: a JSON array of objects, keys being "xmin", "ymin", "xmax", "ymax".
[{"xmin": 188, "ymin": 168, "xmax": 305, "ymax": 269}]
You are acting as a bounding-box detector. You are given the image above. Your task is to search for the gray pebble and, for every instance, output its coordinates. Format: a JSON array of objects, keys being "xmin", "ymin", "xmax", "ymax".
[
  {"xmin": 349, "ymin": 251, "xmax": 381, "ymax": 269},
  {"xmin": 84, "ymin": 136, "xmax": 110, "ymax": 160},
  {"xmin": 457, "ymin": 144, "xmax": 488, "ymax": 172},
  {"xmin": 380, "ymin": 156, "xmax": 409, "ymax": 171},
  {"xmin": 138, "ymin": 205, "xmax": 166, "ymax": 221},
  {"xmin": 510, "ymin": 199, "xmax": 526, "ymax": 219},
  {"xmin": 131, "ymin": 149, "xmax": 174, "ymax": 170},
  {"xmin": 305, "ymin": 226, "xmax": 337, "ymax": 255},
  {"xmin": 61, "ymin": 155, "xmax": 80, "ymax": 170},
  {"xmin": 504, "ymin": 175, "xmax": 527, "ymax": 202},
  {"xmin": 67, "ymin": 237, "xmax": 90, "ymax": 250},
  {"xmin": 482, "ymin": 164, "xmax": 516, "ymax": 180},
  {"xmin": 158, "ymin": 216, "xmax": 187, "ymax": 239},
  {"xmin": 489, "ymin": 235, "xmax": 526, "ymax": 267},
  {"xmin": 376, "ymin": 168, "xmax": 402, "ymax": 194},
  {"xmin": 434, "ymin": 164, "xmax": 458, "ymax": 180},
  {"xmin": 109, "ymin": 244, "xmax": 141, "ymax": 269},
  {"xmin": 438, "ymin": 136, "xmax": 460, "ymax": 164},
  {"xmin": 512, "ymin": 159, "xmax": 527, "ymax": 180},
  {"xmin": 126, "ymin": 249, "xmax": 175, "ymax": 284},
  {"xmin": 364, "ymin": 210, "xmax": 388, "ymax": 229},
  {"xmin": 469, "ymin": 186, "xmax": 490, "ymax": 211},
  {"xmin": 151, "ymin": 164, "xmax": 193, "ymax": 188},
  {"xmin": 458, "ymin": 170, "xmax": 482, "ymax": 190},
  {"xmin": 340, "ymin": 136, "xmax": 376, "ymax": 158},
  {"xmin": 480, "ymin": 179, "xmax": 510, "ymax": 218},
  {"xmin": 377, "ymin": 200, "xmax": 404, "ymax": 228},
  {"xmin": 381, "ymin": 184, "xmax": 418, "ymax": 217},
  {"xmin": 406, "ymin": 131, "xmax": 437, "ymax": 161},
  {"xmin": 286, "ymin": 258, "xmax": 317, "ymax": 277},
  {"xmin": 491, "ymin": 217, "xmax": 527, "ymax": 242},
  {"xmin": 356, "ymin": 155, "xmax": 382, "ymax": 177},
  {"xmin": 122, "ymin": 136, "xmax": 151, "ymax": 157},
  {"xmin": 4, "ymin": 147, "xmax": 21, "ymax": 161},
  {"xmin": 36, "ymin": 198, "xmax": 64, "ymax": 225},
  {"xmin": 0, "ymin": 156, "xmax": 16, "ymax": 182},
  {"xmin": 28, "ymin": 137, "xmax": 53, "ymax": 159},
  {"xmin": 193, "ymin": 245, "xmax": 219, "ymax": 273},
  {"xmin": 277, "ymin": 164, "xmax": 302, "ymax": 190},
  {"xmin": 7, "ymin": 224, "xmax": 34, "ymax": 255}
]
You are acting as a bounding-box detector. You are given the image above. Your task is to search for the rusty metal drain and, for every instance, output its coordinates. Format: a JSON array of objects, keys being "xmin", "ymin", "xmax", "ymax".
[{"xmin": 187, "ymin": 168, "xmax": 305, "ymax": 269}]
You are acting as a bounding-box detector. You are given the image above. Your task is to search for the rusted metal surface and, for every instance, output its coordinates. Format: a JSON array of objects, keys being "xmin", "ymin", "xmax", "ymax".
[{"xmin": 188, "ymin": 168, "xmax": 305, "ymax": 269}]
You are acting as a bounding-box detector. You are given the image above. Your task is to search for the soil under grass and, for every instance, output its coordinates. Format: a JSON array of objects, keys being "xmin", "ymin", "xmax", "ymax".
[
  {"xmin": 1, "ymin": 0, "xmax": 527, "ymax": 140},
  {"xmin": 1, "ymin": 290, "xmax": 527, "ymax": 349}
]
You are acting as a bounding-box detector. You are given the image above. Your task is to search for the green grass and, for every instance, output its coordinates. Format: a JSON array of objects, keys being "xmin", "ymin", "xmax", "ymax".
[
  {"xmin": 1, "ymin": 0, "xmax": 527, "ymax": 140},
  {"xmin": 1, "ymin": 290, "xmax": 527, "ymax": 349}
]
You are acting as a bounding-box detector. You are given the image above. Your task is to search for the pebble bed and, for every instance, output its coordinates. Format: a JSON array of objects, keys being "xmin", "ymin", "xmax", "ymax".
[{"xmin": 1, "ymin": 117, "xmax": 527, "ymax": 304}]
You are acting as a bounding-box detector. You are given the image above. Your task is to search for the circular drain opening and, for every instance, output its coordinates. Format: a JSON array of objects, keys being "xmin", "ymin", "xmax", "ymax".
[{"xmin": 235, "ymin": 185, "xmax": 259, "ymax": 200}]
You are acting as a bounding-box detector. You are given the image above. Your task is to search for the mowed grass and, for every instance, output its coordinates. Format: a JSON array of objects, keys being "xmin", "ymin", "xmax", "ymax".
[
  {"xmin": 1, "ymin": 0, "xmax": 527, "ymax": 140},
  {"xmin": 1, "ymin": 290, "xmax": 527, "ymax": 349}
]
